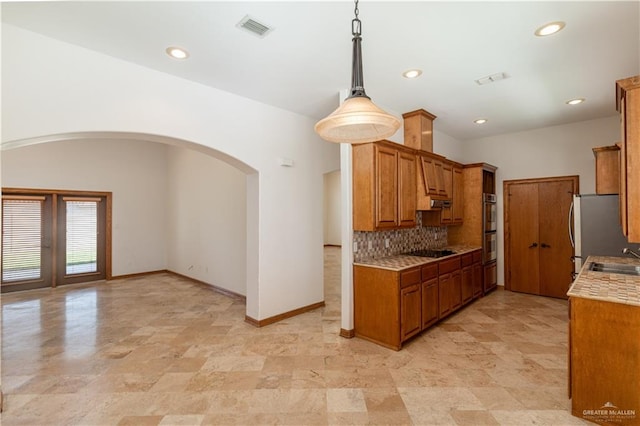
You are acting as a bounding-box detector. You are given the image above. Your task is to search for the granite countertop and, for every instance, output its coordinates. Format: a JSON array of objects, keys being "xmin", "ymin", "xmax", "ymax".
[
  {"xmin": 353, "ymin": 245, "xmax": 482, "ymax": 272},
  {"xmin": 567, "ymin": 255, "xmax": 640, "ymax": 306}
]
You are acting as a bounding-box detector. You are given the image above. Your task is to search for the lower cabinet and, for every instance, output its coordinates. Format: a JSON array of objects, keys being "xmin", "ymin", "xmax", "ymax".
[
  {"xmin": 421, "ymin": 263, "xmax": 439, "ymax": 329},
  {"xmin": 484, "ymin": 260, "xmax": 497, "ymax": 294},
  {"xmin": 472, "ymin": 251, "xmax": 483, "ymax": 298},
  {"xmin": 354, "ymin": 249, "xmax": 483, "ymax": 350},
  {"xmin": 439, "ymin": 257, "xmax": 462, "ymax": 318},
  {"xmin": 461, "ymin": 253, "xmax": 474, "ymax": 305},
  {"xmin": 400, "ymin": 269, "xmax": 422, "ymax": 341},
  {"xmin": 569, "ymin": 296, "xmax": 640, "ymax": 423}
]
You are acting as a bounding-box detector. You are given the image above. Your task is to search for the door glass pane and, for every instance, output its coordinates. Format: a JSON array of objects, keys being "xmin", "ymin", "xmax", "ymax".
[
  {"xmin": 66, "ymin": 201, "xmax": 97, "ymax": 275},
  {"xmin": 2, "ymin": 199, "xmax": 43, "ymax": 282}
]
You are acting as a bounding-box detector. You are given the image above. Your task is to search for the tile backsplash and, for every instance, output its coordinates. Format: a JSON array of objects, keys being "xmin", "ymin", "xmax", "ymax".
[{"xmin": 353, "ymin": 213, "xmax": 447, "ymax": 262}]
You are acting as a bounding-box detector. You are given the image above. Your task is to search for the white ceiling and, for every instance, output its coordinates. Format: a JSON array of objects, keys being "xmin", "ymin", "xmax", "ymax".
[{"xmin": 3, "ymin": 1, "xmax": 639, "ymax": 141}]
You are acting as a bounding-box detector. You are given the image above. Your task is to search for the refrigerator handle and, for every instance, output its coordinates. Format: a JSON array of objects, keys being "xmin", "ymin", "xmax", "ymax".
[{"xmin": 568, "ymin": 200, "xmax": 575, "ymax": 248}]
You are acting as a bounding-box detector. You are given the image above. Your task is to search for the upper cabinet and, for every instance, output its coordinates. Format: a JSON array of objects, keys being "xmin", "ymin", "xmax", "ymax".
[
  {"xmin": 417, "ymin": 152, "xmax": 448, "ymax": 208},
  {"xmin": 352, "ymin": 141, "xmax": 417, "ymax": 231},
  {"xmin": 593, "ymin": 145, "xmax": 620, "ymax": 195},
  {"xmin": 423, "ymin": 160, "xmax": 464, "ymax": 226},
  {"xmin": 616, "ymin": 75, "xmax": 640, "ymax": 242}
]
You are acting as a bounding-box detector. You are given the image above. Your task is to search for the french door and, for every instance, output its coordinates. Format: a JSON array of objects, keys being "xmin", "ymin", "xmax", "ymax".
[{"xmin": 1, "ymin": 189, "xmax": 111, "ymax": 293}]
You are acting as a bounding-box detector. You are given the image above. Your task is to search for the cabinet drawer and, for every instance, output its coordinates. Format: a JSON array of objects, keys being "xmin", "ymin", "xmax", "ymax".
[
  {"xmin": 439, "ymin": 256, "xmax": 461, "ymax": 274},
  {"xmin": 421, "ymin": 263, "xmax": 438, "ymax": 281},
  {"xmin": 401, "ymin": 268, "xmax": 421, "ymax": 288},
  {"xmin": 472, "ymin": 250, "xmax": 482, "ymax": 263},
  {"xmin": 461, "ymin": 253, "xmax": 473, "ymax": 267}
]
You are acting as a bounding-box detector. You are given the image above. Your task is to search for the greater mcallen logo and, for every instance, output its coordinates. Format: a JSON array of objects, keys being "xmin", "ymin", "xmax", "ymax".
[{"xmin": 583, "ymin": 402, "xmax": 636, "ymax": 422}]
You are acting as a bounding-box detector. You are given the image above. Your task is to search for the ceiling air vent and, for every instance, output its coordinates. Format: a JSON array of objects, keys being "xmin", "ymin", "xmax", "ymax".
[
  {"xmin": 237, "ymin": 15, "xmax": 274, "ymax": 38},
  {"xmin": 475, "ymin": 72, "xmax": 509, "ymax": 86}
]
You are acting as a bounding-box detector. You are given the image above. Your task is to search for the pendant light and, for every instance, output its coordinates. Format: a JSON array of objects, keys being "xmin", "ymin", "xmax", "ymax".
[{"xmin": 314, "ymin": 0, "xmax": 401, "ymax": 144}]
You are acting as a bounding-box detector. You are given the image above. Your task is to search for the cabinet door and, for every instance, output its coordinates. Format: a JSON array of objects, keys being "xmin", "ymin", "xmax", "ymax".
[
  {"xmin": 450, "ymin": 270, "xmax": 462, "ymax": 311},
  {"xmin": 484, "ymin": 261, "xmax": 497, "ymax": 293},
  {"xmin": 461, "ymin": 265, "xmax": 473, "ymax": 305},
  {"xmin": 420, "ymin": 156, "xmax": 439, "ymax": 195},
  {"xmin": 422, "ymin": 278, "xmax": 439, "ymax": 329},
  {"xmin": 452, "ymin": 166, "xmax": 464, "ymax": 224},
  {"xmin": 434, "ymin": 160, "xmax": 447, "ymax": 197},
  {"xmin": 401, "ymin": 283, "xmax": 422, "ymax": 341},
  {"xmin": 625, "ymin": 87, "xmax": 640, "ymax": 242},
  {"xmin": 375, "ymin": 145, "xmax": 398, "ymax": 229},
  {"xmin": 398, "ymin": 151, "xmax": 417, "ymax": 227},
  {"xmin": 441, "ymin": 162, "xmax": 453, "ymax": 224},
  {"xmin": 438, "ymin": 273, "xmax": 451, "ymax": 318},
  {"xmin": 472, "ymin": 261, "xmax": 483, "ymax": 298}
]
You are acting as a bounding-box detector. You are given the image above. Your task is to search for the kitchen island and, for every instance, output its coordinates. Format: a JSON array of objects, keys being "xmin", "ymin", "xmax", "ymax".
[
  {"xmin": 567, "ymin": 255, "xmax": 640, "ymax": 425},
  {"xmin": 353, "ymin": 246, "xmax": 482, "ymax": 350}
]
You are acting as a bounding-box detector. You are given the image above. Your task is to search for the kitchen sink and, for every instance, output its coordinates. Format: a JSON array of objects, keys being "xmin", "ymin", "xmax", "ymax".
[{"xmin": 588, "ymin": 262, "xmax": 640, "ymax": 276}]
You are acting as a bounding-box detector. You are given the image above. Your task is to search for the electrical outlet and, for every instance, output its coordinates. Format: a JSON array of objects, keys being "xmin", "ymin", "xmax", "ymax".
[
  {"xmin": 385, "ymin": 239, "xmax": 390, "ymax": 248},
  {"xmin": 368, "ymin": 241, "xmax": 373, "ymax": 250},
  {"xmin": 353, "ymin": 242, "xmax": 358, "ymax": 252}
]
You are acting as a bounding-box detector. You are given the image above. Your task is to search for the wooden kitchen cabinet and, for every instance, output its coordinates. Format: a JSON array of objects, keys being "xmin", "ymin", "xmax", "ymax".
[
  {"xmin": 416, "ymin": 152, "xmax": 448, "ymax": 211},
  {"xmin": 616, "ymin": 75, "xmax": 640, "ymax": 242},
  {"xmin": 472, "ymin": 250, "xmax": 483, "ymax": 298},
  {"xmin": 461, "ymin": 253, "xmax": 474, "ymax": 305},
  {"xmin": 352, "ymin": 141, "xmax": 416, "ymax": 231},
  {"xmin": 421, "ymin": 263, "xmax": 439, "ymax": 329},
  {"xmin": 452, "ymin": 165, "xmax": 464, "ymax": 223},
  {"xmin": 400, "ymin": 269, "xmax": 422, "ymax": 341},
  {"xmin": 438, "ymin": 256, "xmax": 462, "ymax": 318},
  {"xmin": 593, "ymin": 145, "xmax": 620, "ymax": 195},
  {"xmin": 354, "ymin": 251, "xmax": 484, "ymax": 350},
  {"xmin": 570, "ymin": 296, "xmax": 640, "ymax": 424},
  {"xmin": 424, "ymin": 161, "xmax": 464, "ymax": 226}
]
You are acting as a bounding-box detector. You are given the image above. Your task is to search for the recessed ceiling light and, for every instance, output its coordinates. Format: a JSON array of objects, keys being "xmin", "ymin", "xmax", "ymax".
[
  {"xmin": 403, "ymin": 69, "xmax": 423, "ymax": 79},
  {"xmin": 535, "ymin": 21, "xmax": 566, "ymax": 37},
  {"xmin": 474, "ymin": 118, "xmax": 488, "ymax": 124},
  {"xmin": 166, "ymin": 46, "xmax": 189, "ymax": 60},
  {"xmin": 566, "ymin": 98, "xmax": 585, "ymax": 105}
]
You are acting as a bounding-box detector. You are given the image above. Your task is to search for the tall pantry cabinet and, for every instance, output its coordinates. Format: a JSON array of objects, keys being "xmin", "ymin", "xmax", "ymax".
[{"xmin": 448, "ymin": 163, "xmax": 498, "ymax": 293}]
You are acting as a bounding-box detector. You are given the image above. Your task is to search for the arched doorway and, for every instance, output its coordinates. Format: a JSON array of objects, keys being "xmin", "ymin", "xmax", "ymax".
[{"xmin": 1, "ymin": 131, "xmax": 259, "ymax": 317}]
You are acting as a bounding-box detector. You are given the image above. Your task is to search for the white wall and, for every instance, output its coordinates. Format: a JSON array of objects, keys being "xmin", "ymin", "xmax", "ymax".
[
  {"xmin": 2, "ymin": 25, "xmax": 341, "ymax": 320},
  {"xmin": 460, "ymin": 115, "xmax": 621, "ymax": 285},
  {"xmin": 166, "ymin": 146, "xmax": 247, "ymax": 295},
  {"xmin": 1, "ymin": 139, "xmax": 169, "ymax": 276},
  {"xmin": 323, "ymin": 170, "xmax": 341, "ymax": 246}
]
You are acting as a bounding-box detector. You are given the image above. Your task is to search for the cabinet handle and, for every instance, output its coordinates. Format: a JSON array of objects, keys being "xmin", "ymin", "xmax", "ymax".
[
  {"xmin": 541, "ymin": 243, "xmax": 551, "ymax": 248},
  {"xmin": 529, "ymin": 242, "xmax": 538, "ymax": 248}
]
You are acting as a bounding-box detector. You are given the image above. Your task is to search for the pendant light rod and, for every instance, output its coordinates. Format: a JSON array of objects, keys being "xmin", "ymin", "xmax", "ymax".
[
  {"xmin": 314, "ymin": 0, "xmax": 401, "ymax": 144},
  {"xmin": 350, "ymin": 1, "xmax": 368, "ymax": 99}
]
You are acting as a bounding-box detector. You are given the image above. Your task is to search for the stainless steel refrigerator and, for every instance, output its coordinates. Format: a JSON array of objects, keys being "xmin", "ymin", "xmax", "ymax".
[{"xmin": 570, "ymin": 194, "xmax": 639, "ymax": 274}]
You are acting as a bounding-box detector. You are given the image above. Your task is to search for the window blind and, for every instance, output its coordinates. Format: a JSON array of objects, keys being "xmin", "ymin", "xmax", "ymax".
[
  {"xmin": 66, "ymin": 200, "xmax": 98, "ymax": 275},
  {"xmin": 2, "ymin": 198, "xmax": 43, "ymax": 282}
]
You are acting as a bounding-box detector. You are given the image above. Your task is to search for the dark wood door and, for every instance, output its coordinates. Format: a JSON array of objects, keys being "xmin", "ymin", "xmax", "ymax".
[
  {"xmin": 538, "ymin": 180, "xmax": 575, "ymax": 298},
  {"xmin": 505, "ymin": 176, "xmax": 578, "ymax": 299},
  {"xmin": 506, "ymin": 182, "xmax": 541, "ymax": 295}
]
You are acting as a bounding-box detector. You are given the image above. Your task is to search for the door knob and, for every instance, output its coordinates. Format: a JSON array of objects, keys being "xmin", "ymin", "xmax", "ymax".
[
  {"xmin": 529, "ymin": 243, "xmax": 538, "ymax": 248},
  {"xmin": 541, "ymin": 243, "xmax": 551, "ymax": 248}
]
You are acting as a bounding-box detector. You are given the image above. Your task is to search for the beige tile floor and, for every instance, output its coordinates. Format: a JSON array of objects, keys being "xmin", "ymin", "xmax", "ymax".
[{"xmin": 1, "ymin": 247, "xmax": 590, "ymax": 425}]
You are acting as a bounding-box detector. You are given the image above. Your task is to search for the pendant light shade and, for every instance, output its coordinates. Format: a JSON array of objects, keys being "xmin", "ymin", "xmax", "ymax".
[
  {"xmin": 315, "ymin": 96, "xmax": 401, "ymax": 144},
  {"xmin": 314, "ymin": 0, "xmax": 401, "ymax": 144}
]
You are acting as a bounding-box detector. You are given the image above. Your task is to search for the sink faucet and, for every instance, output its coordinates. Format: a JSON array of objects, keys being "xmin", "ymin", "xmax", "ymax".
[{"xmin": 622, "ymin": 248, "xmax": 640, "ymax": 259}]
